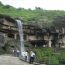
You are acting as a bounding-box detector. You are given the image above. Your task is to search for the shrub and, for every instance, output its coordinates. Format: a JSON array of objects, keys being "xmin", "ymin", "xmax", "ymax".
[{"xmin": 33, "ymin": 47, "xmax": 65, "ymax": 65}]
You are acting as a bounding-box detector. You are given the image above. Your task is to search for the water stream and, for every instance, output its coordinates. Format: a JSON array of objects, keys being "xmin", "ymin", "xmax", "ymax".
[{"xmin": 16, "ymin": 19, "xmax": 25, "ymax": 55}]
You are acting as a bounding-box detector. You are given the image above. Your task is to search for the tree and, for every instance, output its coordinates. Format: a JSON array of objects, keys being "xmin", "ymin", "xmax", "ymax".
[
  {"xmin": 52, "ymin": 16, "xmax": 65, "ymax": 28},
  {"xmin": 4, "ymin": 5, "xmax": 12, "ymax": 8},
  {"xmin": 0, "ymin": 2, "xmax": 3, "ymax": 6}
]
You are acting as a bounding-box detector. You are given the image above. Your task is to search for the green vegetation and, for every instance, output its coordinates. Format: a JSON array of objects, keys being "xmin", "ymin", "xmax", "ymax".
[
  {"xmin": 0, "ymin": 2, "xmax": 65, "ymax": 25},
  {"xmin": 33, "ymin": 48, "xmax": 65, "ymax": 65},
  {"xmin": 1, "ymin": 2, "xmax": 65, "ymax": 65}
]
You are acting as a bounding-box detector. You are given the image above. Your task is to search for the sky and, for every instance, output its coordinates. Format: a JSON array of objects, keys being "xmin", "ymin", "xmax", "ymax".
[{"xmin": 0, "ymin": 0, "xmax": 65, "ymax": 10}]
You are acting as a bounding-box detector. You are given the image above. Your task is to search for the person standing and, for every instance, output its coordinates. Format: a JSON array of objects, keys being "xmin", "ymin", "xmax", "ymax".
[
  {"xmin": 16, "ymin": 49, "xmax": 20, "ymax": 57},
  {"xmin": 24, "ymin": 51, "xmax": 28, "ymax": 62},
  {"xmin": 29, "ymin": 50, "xmax": 35, "ymax": 64},
  {"xmin": 21, "ymin": 51, "xmax": 28, "ymax": 62}
]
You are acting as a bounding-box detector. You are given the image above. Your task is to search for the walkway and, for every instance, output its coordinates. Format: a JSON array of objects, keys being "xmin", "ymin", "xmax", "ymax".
[{"xmin": 0, "ymin": 54, "xmax": 32, "ymax": 65}]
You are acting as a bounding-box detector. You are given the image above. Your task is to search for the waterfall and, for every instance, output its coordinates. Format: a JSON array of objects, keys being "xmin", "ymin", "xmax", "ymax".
[{"xmin": 16, "ymin": 19, "xmax": 25, "ymax": 55}]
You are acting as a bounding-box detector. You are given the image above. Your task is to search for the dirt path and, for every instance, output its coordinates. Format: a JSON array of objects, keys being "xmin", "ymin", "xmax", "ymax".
[{"xmin": 0, "ymin": 54, "xmax": 33, "ymax": 65}]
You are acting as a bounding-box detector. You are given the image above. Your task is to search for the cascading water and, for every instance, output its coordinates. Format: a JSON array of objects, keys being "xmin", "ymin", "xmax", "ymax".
[{"xmin": 16, "ymin": 19, "xmax": 25, "ymax": 56}]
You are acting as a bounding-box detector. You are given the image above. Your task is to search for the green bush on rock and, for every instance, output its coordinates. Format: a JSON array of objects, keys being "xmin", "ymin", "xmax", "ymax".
[{"xmin": 33, "ymin": 47, "xmax": 65, "ymax": 65}]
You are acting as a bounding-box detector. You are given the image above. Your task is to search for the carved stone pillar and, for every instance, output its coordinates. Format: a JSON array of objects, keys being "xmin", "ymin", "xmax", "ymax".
[
  {"xmin": 48, "ymin": 40, "xmax": 52, "ymax": 47},
  {"xmin": 14, "ymin": 34, "xmax": 17, "ymax": 39}
]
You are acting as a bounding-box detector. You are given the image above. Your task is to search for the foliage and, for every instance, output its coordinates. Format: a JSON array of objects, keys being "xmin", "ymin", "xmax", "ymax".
[
  {"xmin": 0, "ymin": 2, "xmax": 65, "ymax": 65},
  {"xmin": 33, "ymin": 47, "xmax": 65, "ymax": 65},
  {"xmin": 0, "ymin": 47, "xmax": 5, "ymax": 54},
  {"xmin": 0, "ymin": 2, "xmax": 3, "ymax": 6},
  {"xmin": 0, "ymin": 2, "xmax": 65, "ymax": 28},
  {"xmin": 52, "ymin": 16, "xmax": 65, "ymax": 28}
]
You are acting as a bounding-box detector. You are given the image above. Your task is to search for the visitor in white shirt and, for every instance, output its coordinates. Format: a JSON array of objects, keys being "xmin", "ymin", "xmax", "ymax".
[
  {"xmin": 22, "ymin": 51, "xmax": 28, "ymax": 62},
  {"xmin": 29, "ymin": 51, "xmax": 35, "ymax": 64}
]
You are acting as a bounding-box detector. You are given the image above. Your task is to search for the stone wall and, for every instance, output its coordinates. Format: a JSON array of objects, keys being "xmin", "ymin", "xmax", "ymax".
[
  {"xmin": 0, "ymin": 32, "xmax": 5, "ymax": 47},
  {"xmin": 0, "ymin": 32, "xmax": 20, "ymax": 54}
]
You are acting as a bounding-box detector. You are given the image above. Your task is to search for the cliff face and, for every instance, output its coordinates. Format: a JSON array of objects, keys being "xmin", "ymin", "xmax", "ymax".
[
  {"xmin": 0, "ymin": 32, "xmax": 5, "ymax": 47},
  {"xmin": 0, "ymin": 32, "xmax": 6, "ymax": 54},
  {"xmin": 0, "ymin": 32, "xmax": 20, "ymax": 54}
]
